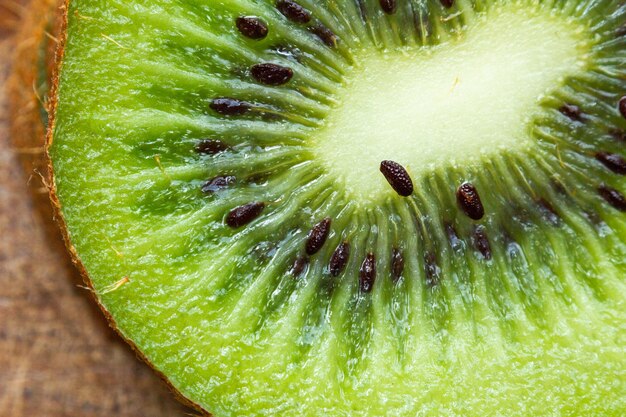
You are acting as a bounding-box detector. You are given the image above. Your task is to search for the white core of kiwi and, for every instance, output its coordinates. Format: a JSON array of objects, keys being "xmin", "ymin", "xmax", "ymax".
[{"xmin": 314, "ymin": 9, "xmax": 590, "ymax": 203}]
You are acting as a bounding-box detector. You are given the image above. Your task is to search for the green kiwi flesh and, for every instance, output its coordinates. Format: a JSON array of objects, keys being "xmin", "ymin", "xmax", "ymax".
[{"xmin": 48, "ymin": 0, "xmax": 626, "ymax": 415}]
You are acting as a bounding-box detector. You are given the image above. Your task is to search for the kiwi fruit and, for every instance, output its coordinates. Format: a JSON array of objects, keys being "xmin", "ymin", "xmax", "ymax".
[{"xmin": 47, "ymin": 0, "xmax": 626, "ymax": 415}]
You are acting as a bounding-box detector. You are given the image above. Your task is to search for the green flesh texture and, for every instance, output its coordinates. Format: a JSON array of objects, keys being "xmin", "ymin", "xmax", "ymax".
[{"xmin": 50, "ymin": 0, "xmax": 626, "ymax": 415}]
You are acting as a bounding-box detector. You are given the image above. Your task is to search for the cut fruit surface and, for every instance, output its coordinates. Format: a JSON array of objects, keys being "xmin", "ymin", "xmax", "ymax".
[
  {"xmin": 317, "ymin": 9, "xmax": 588, "ymax": 201},
  {"xmin": 48, "ymin": 0, "xmax": 626, "ymax": 416}
]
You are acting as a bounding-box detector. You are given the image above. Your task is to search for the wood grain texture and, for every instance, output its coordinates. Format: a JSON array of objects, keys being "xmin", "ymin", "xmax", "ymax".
[{"xmin": 0, "ymin": 1, "xmax": 196, "ymax": 416}]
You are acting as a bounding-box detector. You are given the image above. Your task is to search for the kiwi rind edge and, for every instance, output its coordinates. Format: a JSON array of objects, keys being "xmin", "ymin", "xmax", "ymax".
[{"xmin": 41, "ymin": 1, "xmax": 212, "ymax": 415}]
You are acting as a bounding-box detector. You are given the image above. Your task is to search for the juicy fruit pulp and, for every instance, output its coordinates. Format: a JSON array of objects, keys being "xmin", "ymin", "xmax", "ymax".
[
  {"xmin": 49, "ymin": 0, "xmax": 626, "ymax": 416},
  {"xmin": 317, "ymin": 9, "xmax": 587, "ymax": 200}
]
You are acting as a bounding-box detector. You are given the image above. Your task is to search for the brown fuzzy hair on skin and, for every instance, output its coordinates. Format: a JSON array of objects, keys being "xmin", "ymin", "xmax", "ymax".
[
  {"xmin": 8, "ymin": 0, "xmax": 59, "ymax": 188},
  {"xmin": 8, "ymin": 0, "xmax": 83, "ymax": 273},
  {"xmin": 11, "ymin": 0, "xmax": 212, "ymax": 415}
]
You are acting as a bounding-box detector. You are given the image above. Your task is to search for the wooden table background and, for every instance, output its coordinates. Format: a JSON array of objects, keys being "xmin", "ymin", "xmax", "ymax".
[{"xmin": 0, "ymin": 2, "xmax": 195, "ymax": 416}]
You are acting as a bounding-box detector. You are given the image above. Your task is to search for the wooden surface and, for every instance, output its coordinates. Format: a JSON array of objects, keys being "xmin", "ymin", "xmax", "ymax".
[{"xmin": 0, "ymin": 2, "xmax": 195, "ymax": 416}]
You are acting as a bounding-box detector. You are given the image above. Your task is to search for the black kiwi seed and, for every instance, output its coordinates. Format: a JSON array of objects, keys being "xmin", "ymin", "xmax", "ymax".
[
  {"xmin": 195, "ymin": 139, "xmax": 230, "ymax": 155},
  {"xmin": 598, "ymin": 185, "xmax": 626, "ymax": 211},
  {"xmin": 305, "ymin": 218, "xmax": 332, "ymax": 255},
  {"xmin": 329, "ymin": 241, "xmax": 350, "ymax": 277},
  {"xmin": 617, "ymin": 24, "xmax": 626, "ymax": 37},
  {"xmin": 226, "ymin": 202, "xmax": 266, "ymax": 228},
  {"xmin": 210, "ymin": 98, "xmax": 252, "ymax": 116},
  {"xmin": 359, "ymin": 253, "xmax": 376, "ymax": 293},
  {"xmin": 309, "ymin": 24, "xmax": 338, "ymax": 48},
  {"xmin": 559, "ymin": 103, "xmax": 584, "ymax": 122},
  {"xmin": 202, "ymin": 175, "xmax": 236, "ymax": 193},
  {"xmin": 291, "ymin": 256, "xmax": 309, "ymax": 277},
  {"xmin": 445, "ymin": 222, "xmax": 463, "ymax": 252},
  {"xmin": 391, "ymin": 248, "xmax": 404, "ymax": 282},
  {"xmin": 236, "ymin": 16, "xmax": 269, "ymax": 40},
  {"xmin": 379, "ymin": 0, "xmax": 397, "ymax": 15},
  {"xmin": 472, "ymin": 226, "xmax": 492, "ymax": 260},
  {"xmin": 583, "ymin": 209, "xmax": 603, "ymax": 227},
  {"xmin": 424, "ymin": 252, "xmax": 440, "ymax": 287},
  {"xmin": 537, "ymin": 198, "xmax": 561, "ymax": 226},
  {"xmin": 356, "ymin": 0, "xmax": 368, "ymax": 21},
  {"xmin": 380, "ymin": 160, "xmax": 414, "ymax": 197},
  {"xmin": 246, "ymin": 171, "xmax": 273, "ymax": 185},
  {"xmin": 551, "ymin": 178, "xmax": 568, "ymax": 195},
  {"xmin": 456, "ymin": 182, "xmax": 485, "ymax": 221},
  {"xmin": 276, "ymin": 0, "xmax": 311, "ymax": 24},
  {"xmin": 251, "ymin": 63, "xmax": 294, "ymax": 86},
  {"xmin": 440, "ymin": 0, "xmax": 455, "ymax": 8},
  {"xmin": 596, "ymin": 152, "xmax": 626, "ymax": 175},
  {"xmin": 609, "ymin": 128, "xmax": 626, "ymax": 142},
  {"xmin": 619, "ymin": 96, "xmax": 626, "ymax": 119}
]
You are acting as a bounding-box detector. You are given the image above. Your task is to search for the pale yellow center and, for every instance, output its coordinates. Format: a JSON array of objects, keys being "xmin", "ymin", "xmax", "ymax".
[{"xmin": 314, "ymin": 9, "xmax": 589, "ymax": 203}]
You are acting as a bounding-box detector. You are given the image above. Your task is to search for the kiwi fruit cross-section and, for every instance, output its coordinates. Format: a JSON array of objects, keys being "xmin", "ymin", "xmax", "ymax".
[{"xmin": 47, "ymin": 0, "xmax": 626, "ymax": 415}]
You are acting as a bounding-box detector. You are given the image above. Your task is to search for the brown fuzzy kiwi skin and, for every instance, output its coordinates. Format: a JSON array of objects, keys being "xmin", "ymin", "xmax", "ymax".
[
  {"xmin": 40, "ymin": 1, "xmax": 212, "ymax": 415},
  {"xmin": 8, "ymin": 0, "xmax": 84, "ymax": 285},
  {"xmin": 9, "ymin": 0, "xmax": 58, "ymax": 171}
]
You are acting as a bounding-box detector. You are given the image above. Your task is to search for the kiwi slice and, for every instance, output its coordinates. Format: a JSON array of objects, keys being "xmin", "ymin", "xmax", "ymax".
[{"xmin": 48, "ymin": 0, "xmax": 626, "ymax": 415}]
